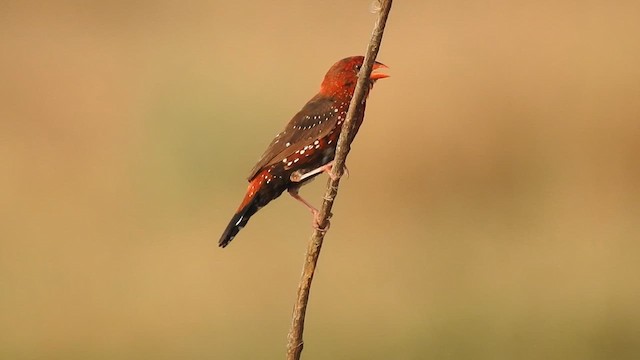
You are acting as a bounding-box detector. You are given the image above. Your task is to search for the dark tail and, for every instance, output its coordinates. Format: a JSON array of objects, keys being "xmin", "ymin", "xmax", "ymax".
[
  {"xmin": 218, "ymin": 199, "xmax": 259, "ymax": 248},
  {"xmin": 219, "ymin": 169, "xmax": 289, "ymax": 248}
]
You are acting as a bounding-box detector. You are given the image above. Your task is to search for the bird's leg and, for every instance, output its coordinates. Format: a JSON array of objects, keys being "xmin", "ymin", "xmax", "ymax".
[
  {"xmin": 287, "ymin": 187, "xmax": 319, "ymax": 214},
  {"xmin": 290, "ymin": 161, "xmax": 349, "ymax": 182},
  {"xmin": 290, "ymin": 162, "xmax": 335, "ymax": 182},
  {"xmin": 287, "ymin": 187, "xmax": 330, "ymax": 231}
]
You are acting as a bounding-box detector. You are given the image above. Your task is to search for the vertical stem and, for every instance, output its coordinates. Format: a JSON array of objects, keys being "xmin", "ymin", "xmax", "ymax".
[{"xmin": 285, "ymin": 1, "xmax": 393, "ymax": 359}]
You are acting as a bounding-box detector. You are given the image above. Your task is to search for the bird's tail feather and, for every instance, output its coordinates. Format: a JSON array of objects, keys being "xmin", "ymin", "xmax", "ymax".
[
  {"xmin": 219, "ymin": 169, "xmax": 290, "ymax": 248},
  {"xmin": 219, "ymin": 199, "xmax": 259, "ymax": 248},
  {"xmin": 219, "ymin": 176, "xmax": 265, "ymax": 248}
]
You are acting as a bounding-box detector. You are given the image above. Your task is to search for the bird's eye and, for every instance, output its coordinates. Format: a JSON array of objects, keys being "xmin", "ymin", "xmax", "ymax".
[{"xmin": 355, "ymin": 64, "xmax": 362, "ymax": 71}]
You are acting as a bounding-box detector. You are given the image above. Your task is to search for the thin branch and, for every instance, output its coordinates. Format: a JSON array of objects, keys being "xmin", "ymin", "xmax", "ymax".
[{"xmin": 285, "ymin": 1, "xmax": 393, "ymax": 359}]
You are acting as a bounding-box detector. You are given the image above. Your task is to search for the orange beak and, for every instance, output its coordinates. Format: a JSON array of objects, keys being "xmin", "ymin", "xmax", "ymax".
[{"xmin": 370, "ymin": 62, "xmax": 390, "ymax": 80}]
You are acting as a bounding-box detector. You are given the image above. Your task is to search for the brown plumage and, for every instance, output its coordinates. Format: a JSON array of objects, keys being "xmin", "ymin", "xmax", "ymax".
[{"xmin": 219, "ymin": 56, "xmax": 388, "ymax": 247}]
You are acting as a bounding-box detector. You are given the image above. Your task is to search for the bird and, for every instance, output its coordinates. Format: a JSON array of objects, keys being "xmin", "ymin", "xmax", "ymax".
[{"xmin": 219, "ymin": 56, "xmax": 388, "ymax": 248}]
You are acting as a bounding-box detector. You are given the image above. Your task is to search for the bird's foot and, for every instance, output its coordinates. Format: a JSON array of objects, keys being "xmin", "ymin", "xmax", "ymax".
[
  {"xmin": 312, "ymin": 209, "xmax": 331, "ymax": 232},
  {"xmin": 288, "ymin": 188, "xmax": 332, "ymax": 232}
]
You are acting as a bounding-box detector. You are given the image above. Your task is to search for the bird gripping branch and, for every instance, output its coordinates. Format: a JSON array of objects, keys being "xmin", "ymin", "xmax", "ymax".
[{"xmin": 219, "ymin": 56, "xmax": 389, "ymax": 247}]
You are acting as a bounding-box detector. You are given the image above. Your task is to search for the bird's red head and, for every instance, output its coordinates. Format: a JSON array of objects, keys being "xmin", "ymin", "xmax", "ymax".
[{"xmin": 319, "ymin": 56, "xmax": 389, "ymax": 98}]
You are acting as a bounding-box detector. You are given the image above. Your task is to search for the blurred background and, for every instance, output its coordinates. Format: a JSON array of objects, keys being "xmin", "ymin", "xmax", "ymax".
[{"xmin": 1, "ymin": 1, "xmax": 639, "ymax": 359}]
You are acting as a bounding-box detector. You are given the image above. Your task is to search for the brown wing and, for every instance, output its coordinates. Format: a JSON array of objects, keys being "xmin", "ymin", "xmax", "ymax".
[{"xmin": 247, "ymin": 94, "xmax": 346, "ymax": 180}]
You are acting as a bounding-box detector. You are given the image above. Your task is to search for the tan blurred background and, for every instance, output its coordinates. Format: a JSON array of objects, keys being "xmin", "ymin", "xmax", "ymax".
[{"xmin": 1, "ymin": 1, "xmax": 639, "ymax": 359}]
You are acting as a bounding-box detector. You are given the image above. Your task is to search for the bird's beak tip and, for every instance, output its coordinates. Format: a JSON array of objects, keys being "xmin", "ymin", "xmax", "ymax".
[{"xmin": 370, "ymin": 63, "xmax": 390, "ymax": 80}]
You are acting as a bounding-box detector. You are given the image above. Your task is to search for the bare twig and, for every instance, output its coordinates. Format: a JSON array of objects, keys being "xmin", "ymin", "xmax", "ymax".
[{"xmin": 285, "ymin": 1, "xmax": 393, "ymax": 359}]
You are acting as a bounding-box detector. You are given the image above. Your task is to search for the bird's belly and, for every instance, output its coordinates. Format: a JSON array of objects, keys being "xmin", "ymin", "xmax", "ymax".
[{"xmin": 291, "ymin": 132, "xmax": 338, "ymax": 173}]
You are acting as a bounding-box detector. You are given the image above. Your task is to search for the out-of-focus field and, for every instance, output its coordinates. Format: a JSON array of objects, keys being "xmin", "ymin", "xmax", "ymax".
[{"xmin": 1, "ymin": 1, "xmax": 639, "ymax": 359}]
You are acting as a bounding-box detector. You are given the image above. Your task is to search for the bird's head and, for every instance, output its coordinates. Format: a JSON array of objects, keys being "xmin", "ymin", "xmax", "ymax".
[{"xmin": 319, "ymin": 56, "xmax": 389, "ymax": 97}]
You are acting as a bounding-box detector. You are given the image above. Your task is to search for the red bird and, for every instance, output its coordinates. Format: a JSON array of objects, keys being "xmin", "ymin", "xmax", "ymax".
[{"xmin": 219, "ymin": 56, "xmax": 388, "ymax": 247}]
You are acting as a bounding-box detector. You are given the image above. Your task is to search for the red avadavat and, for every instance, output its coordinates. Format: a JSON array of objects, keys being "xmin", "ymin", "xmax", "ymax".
[{"xmin": 220, "ymin": 56, "xmax": 388, "ymax": 247}]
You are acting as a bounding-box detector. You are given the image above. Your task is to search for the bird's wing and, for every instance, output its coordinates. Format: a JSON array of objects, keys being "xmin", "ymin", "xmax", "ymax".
[{"xmin": 247, "ymin": 94, "xmax": 347, "ymax": 180}]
